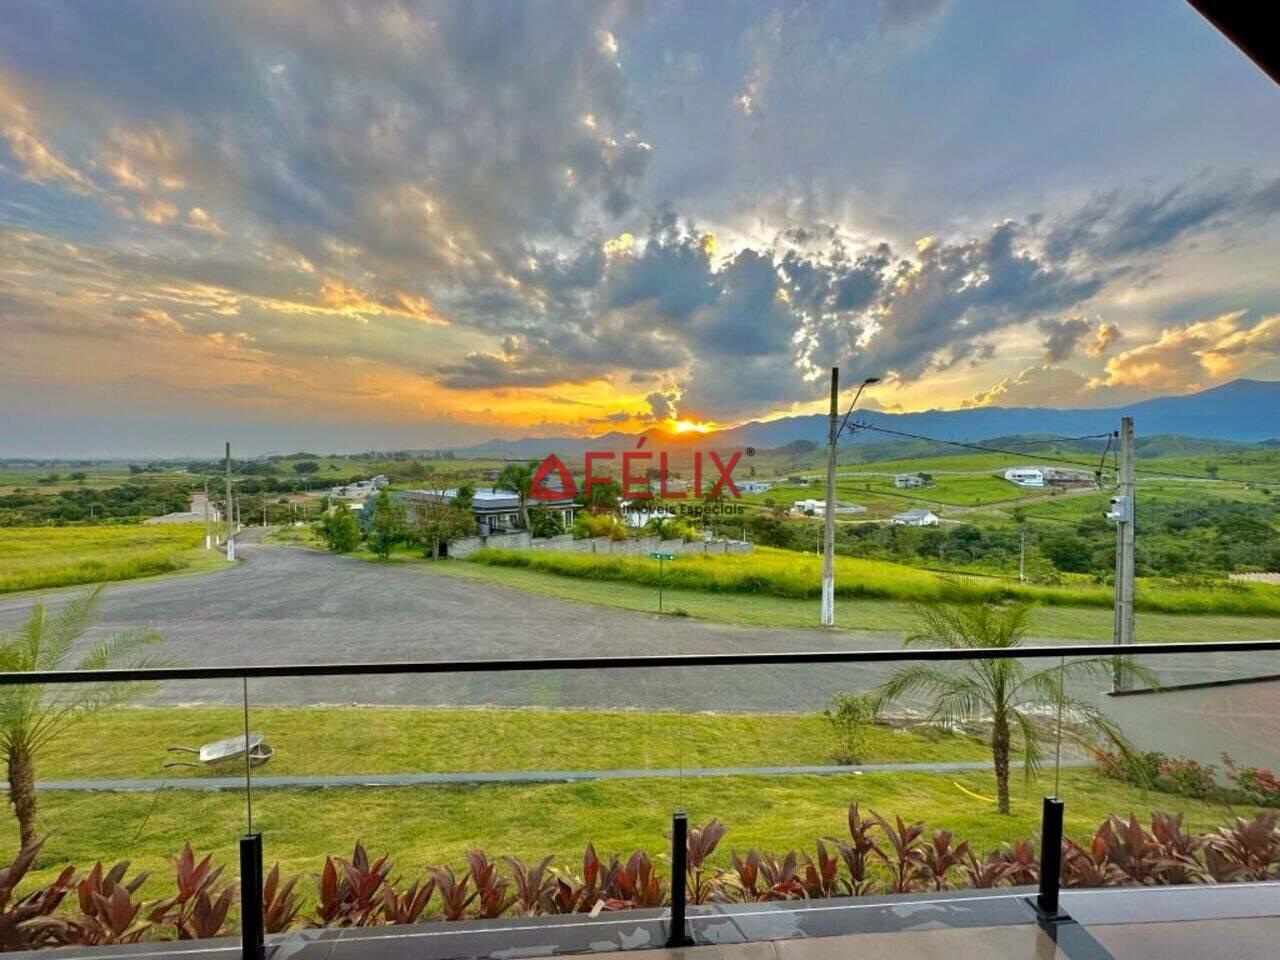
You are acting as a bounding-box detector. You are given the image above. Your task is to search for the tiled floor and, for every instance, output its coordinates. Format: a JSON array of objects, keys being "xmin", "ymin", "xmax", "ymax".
[
  {"xmin": 1087, "ymin": 916, "xmax": 1280, "ymax": 960},
  {"xmin": 591, "ymin": 925, "xmax": 1068, "ymax": 960}
]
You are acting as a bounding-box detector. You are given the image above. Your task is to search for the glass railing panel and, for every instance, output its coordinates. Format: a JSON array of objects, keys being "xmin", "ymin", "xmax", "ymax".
[
  {"xmin": 247, "ymin": 665, "xmax": 684, "ymax": 949},
  {"xmin": 0, "ymin": 673, "xmax": 249, "ymax": 949},
  {"xmin": 1080, "ymin": 646, "xmax": 1280, "ymax": 888}
]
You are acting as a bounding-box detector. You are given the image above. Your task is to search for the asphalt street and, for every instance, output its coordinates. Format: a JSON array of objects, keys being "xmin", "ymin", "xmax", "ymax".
[{"xmin": 1, "ymin": 531, "xmax": 1275, "ymax": 718}]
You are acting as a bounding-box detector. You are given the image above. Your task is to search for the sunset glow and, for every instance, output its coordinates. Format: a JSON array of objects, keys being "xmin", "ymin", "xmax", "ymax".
[{"xmin": 2, "ymin": 2, "xmax": 1279, "ymax": 456}]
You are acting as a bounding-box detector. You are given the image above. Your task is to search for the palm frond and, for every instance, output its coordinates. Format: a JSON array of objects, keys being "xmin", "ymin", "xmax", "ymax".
[{"xmin": 30, "ymin": 588, "xmax": 103, "ymax": 672}]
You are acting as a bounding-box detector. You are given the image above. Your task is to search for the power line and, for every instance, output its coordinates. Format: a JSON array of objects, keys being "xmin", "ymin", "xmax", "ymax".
[
  {"xmin": 846, "ymin": 421, "xmax": 1116, "ymax": 471},
  {"xmin": 846, "ymin": 420, "xmax": 1261, "ymax": 485}
]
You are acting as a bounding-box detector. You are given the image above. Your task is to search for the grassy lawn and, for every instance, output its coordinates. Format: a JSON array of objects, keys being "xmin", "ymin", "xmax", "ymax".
[
  {"xmin": 428, "ymin": 558, "xmax": 1280, "ymax": 642},
  {"xmin": 43, "ymin": 705, "xmax": 990, "ymax": 781},
  {"xmin": 7, "ymin": 767, "xmax": 1256, "ymax": 896},
  {"xmin": 0, "ymin": 523, "xmax": 229, "ymax": 595},
  {"xmin": 273, "ymin": 532, "xmax": 1277, "ymax": 642},
  {"xmin": 461, "ymin": 545, "xmax": 1280, "ymax": 617}
]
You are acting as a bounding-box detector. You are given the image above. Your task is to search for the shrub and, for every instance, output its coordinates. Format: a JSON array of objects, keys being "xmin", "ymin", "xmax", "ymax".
[
  {"xmin": 824, "ymin": 692, "xmax": 878, "ymax": 764},
  {"xmin": 1223, "ymin": 754, "xmax": 1280, "ymax": 806},
  {"xmin": 8, "ymin": 807, "xmax": 1280, "ymax": 948}
]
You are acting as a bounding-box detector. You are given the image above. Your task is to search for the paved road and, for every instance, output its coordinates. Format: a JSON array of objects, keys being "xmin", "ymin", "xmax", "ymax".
[{"xmin": 1, "ymin": 532, "xmax": 1275, "ymax": 717}]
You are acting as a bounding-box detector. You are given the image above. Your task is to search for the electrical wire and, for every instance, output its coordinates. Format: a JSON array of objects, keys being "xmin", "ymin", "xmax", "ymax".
[{"xmin": 846, "ymin": 420, "xmax": 1259, "ymax": 484}]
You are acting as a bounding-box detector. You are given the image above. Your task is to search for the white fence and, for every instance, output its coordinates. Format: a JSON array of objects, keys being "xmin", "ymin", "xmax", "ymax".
[{"xmin": 447, "ymin": 532, "xmax": 753, "ymax": 559}]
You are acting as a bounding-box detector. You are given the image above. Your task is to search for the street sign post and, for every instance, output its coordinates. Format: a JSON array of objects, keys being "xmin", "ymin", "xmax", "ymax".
[{"xmin": 650, "ymin": 551, "xmax": 675, "ymax": 612}]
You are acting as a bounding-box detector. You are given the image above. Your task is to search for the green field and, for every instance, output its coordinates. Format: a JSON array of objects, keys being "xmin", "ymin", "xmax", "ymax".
[
  {"xmin": 7, "ymin": 703, "xmax": 1257, "ymax": 895},
  {"xmin": 466, "ymin": 545, "xmax": 1280, "ymax": 616},
  {"xmin": 427, "ymin": 557, "xmax": 1280, "ymax": 641},
  {"xmin": 0, "ymin": 462, "xmax": 187, "ymax": 495},
  {"xmin": 47, "ymin": 705, "xmax": 989, "ymax": 780},
  {"xmin": 0, "ymin": 523, "xmax": 228, "ymax": 594}
]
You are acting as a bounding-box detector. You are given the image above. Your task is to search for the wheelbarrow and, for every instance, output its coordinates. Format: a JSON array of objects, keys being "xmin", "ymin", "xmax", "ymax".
[{"xmin": 164, "ymin": 732, "xmax": 274, "ymax": 769}]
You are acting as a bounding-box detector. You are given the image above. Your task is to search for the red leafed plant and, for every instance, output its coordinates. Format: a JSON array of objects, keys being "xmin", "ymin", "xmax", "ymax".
[
  {"xmin": 799, "ymin": 840, "xmax": 841, "ymax": 898},
  {"xmin": 467, "ymin": 851, "xmax": 516, "ymax": 919},
  {"xmin": 6, "ymin": 808, "xmax": 1280, "ymax": 947},
  {"xmin": 0, "ymin": 839, "xmax": 77, "ymax": 951},
  {"xmin": 871, "ymin": 813, "xmax": 928, "ymax": 893},
  {"xmin": 378, "ymin": 876, "xmax": 436, "ymax": 925},
  {"xmin": 684, "ymin": 818, "xmax": 728, "ymax": 905},
  {"xmin": 920, "ymin": 830, "xmax": 970, "ymax": 891},
  {"xmin": 161, "ymin": 843, "xmax": 236, "ymax": 940},
  {"xmin": 504, "ymin": 855, "xmax": 555, "ymax": 917},
  {"xmin": 30, "ymin": 860, "xmax": 158, "ymax": 947},
  {"xmin": 602, "ymin": 851, "xmax": 666, "ymax": 910},
  {"xmin": 833, "ymin": 802, "xmax": 881, "ymax": 895},
  {"xmin": 263, "ymin": 863, "xmax": 305, "ymax": 933},
  {"xmin": 1203, "ymin": 812, "xmax": 1280, "ymax": 882},
  {"xmin": 429, "ymin": 864, "xmax": 476, "ymax": 921},
  {"xmin": 314, "ymin": 843, "xmax": 393, "ymax": 927}
]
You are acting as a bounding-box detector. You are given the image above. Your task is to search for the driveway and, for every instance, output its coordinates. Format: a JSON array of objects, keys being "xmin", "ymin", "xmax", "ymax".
[{"xmin": 1, "ymin": 532, "xmax": 1274, "ymax": 716}]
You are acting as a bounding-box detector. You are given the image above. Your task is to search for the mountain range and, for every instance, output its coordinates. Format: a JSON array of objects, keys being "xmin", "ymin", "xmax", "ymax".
[{"xmin": 456, "ymin": 379, "xmax": 1280, "ymax": 457}]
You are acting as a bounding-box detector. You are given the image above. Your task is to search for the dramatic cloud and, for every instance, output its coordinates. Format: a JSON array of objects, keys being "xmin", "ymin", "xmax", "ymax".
[
  {"xmin": 1085, "ymin": 321, "xmax": 1124, "ymax": 357},
  {"xmin": 2, "ymin": 1, "xmax": 1278, "ymax": 452},
  {"xmin": 1038, "ymin": 317, "xmax": 1091, "ymax": 363},
  {"xmin": 1094, "ymin": 311, "xmax": 1280, "ymax": 392},
  {"xmin": 1045, "ymin": 174, "xmax": 1280, "ymax": 262},
  {"xmin": 967, "ymin": 365, "xmax": 1092, "ymax": 408}
]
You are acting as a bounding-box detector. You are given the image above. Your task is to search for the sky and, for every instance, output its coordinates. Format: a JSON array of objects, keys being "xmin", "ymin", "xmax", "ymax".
[{"xmin": 2, "ymin": 0, "xmax": 1280, "ymax": 456}]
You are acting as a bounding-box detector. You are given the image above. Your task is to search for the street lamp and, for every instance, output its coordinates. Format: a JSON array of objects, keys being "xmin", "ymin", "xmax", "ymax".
[{"xmin": 822, "ymin": 370, "xmax": 880, "ymax": 627}]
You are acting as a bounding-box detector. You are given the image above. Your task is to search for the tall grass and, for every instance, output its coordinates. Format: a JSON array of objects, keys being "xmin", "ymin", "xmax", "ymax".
[
  {"xmin": 468, "ymin": 546, "xmax": 1280, "ymax": 616},
  {"xmin": 0, "ymin": 523, "xmax": 210, "ymax": 593}
]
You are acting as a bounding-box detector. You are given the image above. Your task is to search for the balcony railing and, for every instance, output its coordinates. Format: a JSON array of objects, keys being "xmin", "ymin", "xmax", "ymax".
[{"xmin": 3, "ymin": 639, "xmax": 1279, "ymax": 959}]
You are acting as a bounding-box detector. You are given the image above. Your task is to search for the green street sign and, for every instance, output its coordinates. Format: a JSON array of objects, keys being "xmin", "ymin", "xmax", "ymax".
[{"xmin": 650, "ymin": 552, "xmax": 675, "ymax": 560}]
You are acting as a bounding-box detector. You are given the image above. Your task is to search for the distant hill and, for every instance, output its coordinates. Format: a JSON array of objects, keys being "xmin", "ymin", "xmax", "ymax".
[{"xmin": 454, "ymin": 379, "xmax": 1280, "ymax": 458}]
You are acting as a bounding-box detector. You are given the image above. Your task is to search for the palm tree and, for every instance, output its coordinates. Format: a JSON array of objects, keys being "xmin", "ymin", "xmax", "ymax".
[
  {"xmin": 0, "ymin": 588, "xmax": 162, "ymax": 848},
  {"xmin": 877, "ymin": 600, "xmax": 1154, "ymax": 814},
  {"xmin": 497, "ymin": 461, "xmax": 538, "ymax": 531}
]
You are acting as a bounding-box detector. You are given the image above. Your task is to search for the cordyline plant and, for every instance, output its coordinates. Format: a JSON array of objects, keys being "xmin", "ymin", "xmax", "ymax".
[
  {"xmin": 0, "ymin": 588, "xmax": 163, "ymax": 849},
  {"xmin": 877, "ymin": 599, "xmax": 1158, "ymax": 813},
  {"xmin": 5, "ymin": 807, "xmax": 1280, "ymax": 948}
]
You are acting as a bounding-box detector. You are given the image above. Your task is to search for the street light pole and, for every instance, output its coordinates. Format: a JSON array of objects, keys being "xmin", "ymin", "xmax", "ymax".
[
  {"xmin": 821, "ymin": 368, "xmax": 840, "ymax": 626},
  {"xmin": 821, "ymin": 369, "xmax": 880, "ymax": 627},
  {"xmin": 225, "ymin": 442, "xmax": 235, "ymax": 562}
]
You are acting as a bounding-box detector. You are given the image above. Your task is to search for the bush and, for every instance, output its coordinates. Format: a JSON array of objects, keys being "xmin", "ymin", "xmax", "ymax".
[
  {"xmin": 571, "ymin": 513, "xmax": 628, "ymax": 541},
  {"xmin": 315, "ymin": 504, "xmax": 361, "ymax": 552},
  {"xmin": 825, "ymin": 692, "xmax": 879, "ymax": 764}
]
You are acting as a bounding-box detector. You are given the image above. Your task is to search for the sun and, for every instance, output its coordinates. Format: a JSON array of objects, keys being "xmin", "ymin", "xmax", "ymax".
[{"xmin": 671, "ymin": 419, "xmax": 713, "ymax": 434}]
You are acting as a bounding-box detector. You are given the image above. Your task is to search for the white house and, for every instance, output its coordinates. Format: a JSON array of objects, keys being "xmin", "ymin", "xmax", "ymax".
[
  {"xmin": 620, "ymin": 500, "xmax": 678, "ymax": 528},
  {"xmin": 1003, "ymin": 467, "xmax": 1045, "ymax": 488},
  {"xmin": 894, "ymin": 473, "xmax": 930, "ymax": 489},
  {"xmin": 738, "ymin": 480, "xmax": 772, "ymax": 494},
  {"xmin": 793, "ymin": 499, "xmax": 866, "ymax": 516},
  {"xmin": 329, "ymin": 475, "xmax": 391, "ymax": 499},
  {"xmin": 891, "ymin": 508, "xmax": 940, "ymax": 526}
]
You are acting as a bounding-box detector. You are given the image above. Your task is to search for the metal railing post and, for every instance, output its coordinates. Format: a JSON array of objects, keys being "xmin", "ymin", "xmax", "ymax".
[
  {"xmin": 240, "ymin": 832, "xmax": 264, "ymax": 960},
  {"xmin": 666, "ymin": 812, "xmax": 694, "ymax": 947},
  {"xmin": 1037, "ymin": 796, "xmax": 1064, "ymax": 918}
]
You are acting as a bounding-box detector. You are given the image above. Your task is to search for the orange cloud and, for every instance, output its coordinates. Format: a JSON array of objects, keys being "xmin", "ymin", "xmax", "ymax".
[{"xmin": 1094, "ymin": 311, "xmax": 1280, "ymax": 392}]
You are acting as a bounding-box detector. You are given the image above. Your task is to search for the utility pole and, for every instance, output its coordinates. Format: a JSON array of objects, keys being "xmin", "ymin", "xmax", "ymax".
[
  {"xmin": 820, "ymin": 368, "xmax": 880, "ymax": 627},
  {"xmin": 225, "ymin": 442, "xmax": 235, "ymax": 562},
  {"xmin": 1109, "ymin": 417, "xmax": 1136, "ymax": 690},
  {"xmin": 821, "ymin": 367, "xmax": 839, "ymax": 626},
  {"xmin": 203, "ymin": 476, "xmax": 212, "ymax": 549}
]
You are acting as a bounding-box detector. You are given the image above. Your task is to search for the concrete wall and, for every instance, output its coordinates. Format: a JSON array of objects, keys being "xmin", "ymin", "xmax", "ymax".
[{"xmin": 447, "ymin": 531, "xmax": 753, "ymax": 558}]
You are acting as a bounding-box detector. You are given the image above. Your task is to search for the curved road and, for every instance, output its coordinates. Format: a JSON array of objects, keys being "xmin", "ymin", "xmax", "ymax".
[{"xmin": 1, "ymin": 532, "xmax": 1274, "ymax": 714}]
